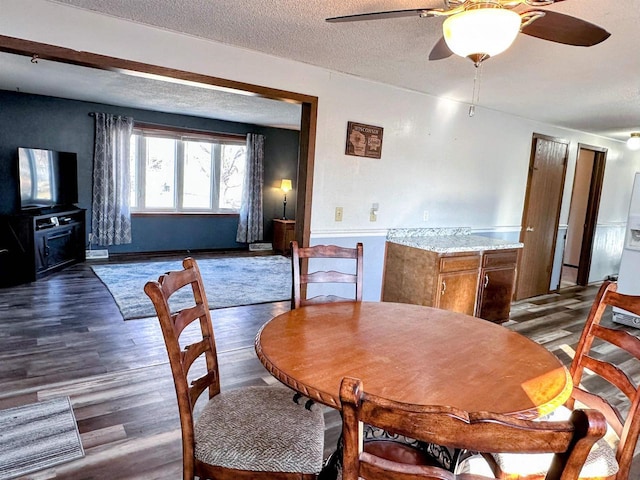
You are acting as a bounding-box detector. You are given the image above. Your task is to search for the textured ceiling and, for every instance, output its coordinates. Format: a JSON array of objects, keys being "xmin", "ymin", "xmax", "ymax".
[
  {"xmin": 0, "ymin": 52, "xmax": 302, "ymax": 129},
  {"xmin": 23, "ymin": 0, "xmax": 640, "ymax": 139}
]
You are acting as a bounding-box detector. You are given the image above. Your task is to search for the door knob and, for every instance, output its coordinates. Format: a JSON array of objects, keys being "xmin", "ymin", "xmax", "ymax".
[{"xmin": 526, "ymin": 226, "xmax": 535, "ymax": 232}]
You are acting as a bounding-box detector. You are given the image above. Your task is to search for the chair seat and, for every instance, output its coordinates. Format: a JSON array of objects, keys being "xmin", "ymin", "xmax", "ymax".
[
  {"xmin": 194, "ymin": 386, "xmax": 325, "ymax": 474},
  {"xmin": 490, "ymin": 406, "xmax": 619, "ymax": 479}
]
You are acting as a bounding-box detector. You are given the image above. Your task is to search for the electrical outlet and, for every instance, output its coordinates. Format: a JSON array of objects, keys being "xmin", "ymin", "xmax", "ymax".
[
  {"xmin": 423, "ymin": 210, "xmax": 430, "ymax": 222},
  {"xmin": 335, "ymin": 207, "xmax": 343, "ymax": 222}
]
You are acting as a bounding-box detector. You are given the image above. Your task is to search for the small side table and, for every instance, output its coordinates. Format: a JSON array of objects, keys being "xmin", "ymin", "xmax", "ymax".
[{"xmin": 273, "ymin": 219, "xmax": 296, "ymax": 255}]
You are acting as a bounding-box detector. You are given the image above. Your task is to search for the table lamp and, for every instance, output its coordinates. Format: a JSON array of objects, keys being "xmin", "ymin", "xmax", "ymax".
[{"xmin": 280, "ymin": 179, "xmax": 292, "ymax": 219}]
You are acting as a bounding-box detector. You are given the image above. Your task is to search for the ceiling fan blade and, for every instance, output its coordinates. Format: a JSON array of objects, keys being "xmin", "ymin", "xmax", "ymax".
[
  {"xmin": 521, "ymin": 10, "xmax": 610, "ymax": 46},
  {"xmin": 429, "ymin": 36, "xmax": 453, "ymax": 61},
  {"xmin": 326, "ymin": 8, "xmax": 439, "ymax": 23}
]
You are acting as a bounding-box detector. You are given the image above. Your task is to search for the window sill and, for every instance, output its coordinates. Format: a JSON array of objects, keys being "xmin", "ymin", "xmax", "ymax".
[{"xmin": 131, "ymin": 211, "xmax": 239, "ymax": 217}]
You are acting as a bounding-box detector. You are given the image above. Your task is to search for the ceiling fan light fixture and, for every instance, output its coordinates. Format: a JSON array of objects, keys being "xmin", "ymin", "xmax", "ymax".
[
  {"xmin": 443, "ymin": 8, "xmax": 521, "ymax": 62},
  {"xmin": 628, "ymin": 133, "xmax": 640, "ymax": 151}
]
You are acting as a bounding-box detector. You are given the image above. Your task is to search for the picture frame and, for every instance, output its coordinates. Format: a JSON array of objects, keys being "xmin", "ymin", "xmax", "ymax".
[{"xmin": 345, "ymin": 121, "xmax": 384, "ymax": 159}]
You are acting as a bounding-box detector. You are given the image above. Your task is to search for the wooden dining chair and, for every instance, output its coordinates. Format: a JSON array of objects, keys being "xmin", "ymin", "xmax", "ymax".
[
  {"xmin": 290, "ymin": 241, "xmax": 434, "ymax": 468},
  {"xmin": 485, "ymin": 281, "xmax": 640, "ymax": 480},
  {"xmin": 339, "ymin": 376, "xmax": 607, "ymax": 480},
  {"xmin": 290, "ymin": 240, "xmax": 363, "ymax": 309},
  {"xmin": 144, "ymin": 257, "xmax": 325, "ymax": 480}
]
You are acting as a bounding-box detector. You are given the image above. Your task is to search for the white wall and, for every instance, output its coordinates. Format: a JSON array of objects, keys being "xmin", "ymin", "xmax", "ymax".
[{"xmin": 4, "ymin": 0, "xmax": 640, "ymax": 299}]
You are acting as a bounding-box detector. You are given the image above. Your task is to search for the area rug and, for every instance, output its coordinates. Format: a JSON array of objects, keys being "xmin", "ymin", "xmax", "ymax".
[
  {"xmin": 0, "ymin": 397, "xmax": 84, "ymax": 479},
  {"xmin": 91, "ymin": 255, "xmax": 292, "ymax": 320}
]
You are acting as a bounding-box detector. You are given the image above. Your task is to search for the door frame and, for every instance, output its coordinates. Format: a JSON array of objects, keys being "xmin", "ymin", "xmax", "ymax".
[
  {"xmin": 0, "ymin": 34, "xmax": 318, "ymax": 249},
  {"xmin": 574, "ymin": 144, "xmax": 607, "ymax": 286}
]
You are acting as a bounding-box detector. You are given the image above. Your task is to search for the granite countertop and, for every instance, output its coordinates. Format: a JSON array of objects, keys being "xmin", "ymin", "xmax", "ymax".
[{"xmin": 386, "ymin": 228, "xmax": 523, "ymax": 254}]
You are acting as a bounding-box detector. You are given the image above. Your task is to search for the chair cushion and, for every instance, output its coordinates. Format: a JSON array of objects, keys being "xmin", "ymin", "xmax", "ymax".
[
  {"xmin": 490, "ymin": 406, "xmax": 619, "ymax": 479},
  {"xmin": 194, "ymin": 386, "xmax": 325, "ymax": 474}
]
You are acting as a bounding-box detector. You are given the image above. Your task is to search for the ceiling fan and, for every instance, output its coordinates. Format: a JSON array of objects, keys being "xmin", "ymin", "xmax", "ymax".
[{"xmin": 326, "ymin": 0, "xmax": 610, "ymax": 66}]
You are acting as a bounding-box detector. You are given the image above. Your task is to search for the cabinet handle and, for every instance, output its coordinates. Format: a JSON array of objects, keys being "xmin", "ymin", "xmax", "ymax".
[
  {"xmin": 526, "ymin": 226, "xmax": 535, "ymax": 232},
  {"xmin": 484, "ymin": 274, "xmax": 489, "ymax": 288},
  {"xmin": 441, "ymin": 280, "xmax": 446, "ymax": 296}
]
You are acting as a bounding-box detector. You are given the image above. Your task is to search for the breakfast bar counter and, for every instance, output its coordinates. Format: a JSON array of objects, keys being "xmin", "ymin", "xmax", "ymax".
[
  {"xmin": 387, "ymin": 229, "xmax": 522, "ymax": 253},
  {"xmin": 382, "ymin": 228, "xmax": 523, "ymax": 323}
]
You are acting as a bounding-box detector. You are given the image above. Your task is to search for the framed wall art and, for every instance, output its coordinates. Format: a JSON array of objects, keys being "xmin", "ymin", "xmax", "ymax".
[{"xmin": 345, "ymin": 121, "xmax": 384, "ymax": 159}]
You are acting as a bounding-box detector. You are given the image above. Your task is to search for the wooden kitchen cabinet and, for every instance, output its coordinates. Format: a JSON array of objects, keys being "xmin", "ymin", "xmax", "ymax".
[
  {"xmin": 382, "ymin": 242, "xmax": 480, "ymax": 316},
  {"xmin": 382, "ymin": 241, "xmax": 518, "ymax": 323},
  {"xmin": 273, "ymin": 219, "xmax": 296, "ymax": 254},
  {"xmin": 477, "ymin": 249, "xmax": 519, "ymax": 323}
]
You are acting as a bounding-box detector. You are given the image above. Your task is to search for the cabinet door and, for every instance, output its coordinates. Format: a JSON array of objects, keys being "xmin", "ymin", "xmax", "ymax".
[
  {"xmin": 46, "ymin": 226, "xmax": 77, "ymax": 268},
  {"xmin": 436, "ymin": 270, "xmax": 479, "ymax": 316},
  {"xmin": 478, "ymin": 249, "xmax": 518, "ymax": 323},
  {"xmin": 36, "ymin": 225, "xmax": 79, "ymax": 273},
  {"xmin": 478, "ymin": 266, "xmax": 516, "ymax": 323}
]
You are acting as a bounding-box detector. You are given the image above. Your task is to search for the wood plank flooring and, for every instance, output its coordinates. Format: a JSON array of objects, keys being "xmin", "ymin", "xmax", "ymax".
[{"xmin": 0, "ymin": 258, "xmax": 638, "ymax": 479}]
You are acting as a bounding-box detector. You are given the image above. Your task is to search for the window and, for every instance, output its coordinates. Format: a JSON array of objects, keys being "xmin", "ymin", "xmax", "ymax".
[{"xmin": 129, "ymin": 125, "xmax": 246, "ymax": 213}]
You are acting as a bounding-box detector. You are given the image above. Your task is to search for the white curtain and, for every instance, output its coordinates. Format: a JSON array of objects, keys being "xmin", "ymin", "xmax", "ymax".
[
  {"xmin": 91, "ymin": 112, "xmax": 134, "ymax": 246},
  {"xmin": 236, "ymin": 133, "xmax": 265, "ymax": 243}
]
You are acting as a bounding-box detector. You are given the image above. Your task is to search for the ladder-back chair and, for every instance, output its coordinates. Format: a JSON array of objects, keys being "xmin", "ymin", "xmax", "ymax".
[
  {"xmin": 144, "ymin": 257, "xmax": 325, "ymax": 480},
  {"xmin": 340, "ymin": 376, "xmax": 607, "ymax": 480},
  {"xmin": 486, "ymin": 281, "xmax": 640, "ymax": 480},
  {"xmin": 290, "ymin": 241, "xmax": 363, "ymax": 309}
]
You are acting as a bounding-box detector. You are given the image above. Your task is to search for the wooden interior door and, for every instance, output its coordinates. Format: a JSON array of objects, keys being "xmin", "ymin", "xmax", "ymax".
[{"xmin": 516, "ymin": 134, "xmax": 569, "ymax": 300}]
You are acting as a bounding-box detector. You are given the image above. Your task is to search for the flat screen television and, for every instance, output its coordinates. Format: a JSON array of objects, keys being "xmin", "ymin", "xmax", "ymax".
[{"xmin": 18, "ymin": 147, "xmax": 78, "ymax": 211}]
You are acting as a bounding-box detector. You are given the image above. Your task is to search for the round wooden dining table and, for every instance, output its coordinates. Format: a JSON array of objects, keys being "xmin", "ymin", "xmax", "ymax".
[{"xmin": 255, "ymin": 301, "xmax": 571, "ymax": 418}]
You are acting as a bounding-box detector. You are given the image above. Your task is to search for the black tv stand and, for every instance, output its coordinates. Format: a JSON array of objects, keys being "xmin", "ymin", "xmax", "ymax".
[{"xmin": 0, "ymin": 207, "xmax": 86, "ymax": 286}]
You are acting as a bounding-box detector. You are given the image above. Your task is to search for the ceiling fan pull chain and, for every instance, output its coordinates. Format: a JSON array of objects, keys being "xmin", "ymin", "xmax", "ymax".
[{"xmin": 469, "ymin": 63, "xmax": 484, "ymax": 117}]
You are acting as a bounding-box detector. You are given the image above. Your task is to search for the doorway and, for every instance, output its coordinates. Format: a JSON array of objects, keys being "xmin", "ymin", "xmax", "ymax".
[
  {"xmin": 559, "ymin": 144, "xmax": 607, "ymax": 288},
  {"xmin": 0, "ymin": 34, "xmax": 318, "ymax": 249}
]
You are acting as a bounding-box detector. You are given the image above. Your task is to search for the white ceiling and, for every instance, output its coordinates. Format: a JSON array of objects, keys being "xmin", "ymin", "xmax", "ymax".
[{"xmin": 12, "ymin": 0, "xmax": 640, "ymax": 140}]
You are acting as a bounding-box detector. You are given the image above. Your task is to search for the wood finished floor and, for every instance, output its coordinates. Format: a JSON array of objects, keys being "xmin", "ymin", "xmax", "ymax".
[{"xmin": 0, "ymin": 258, "xmax": 638, "ymax": 479}]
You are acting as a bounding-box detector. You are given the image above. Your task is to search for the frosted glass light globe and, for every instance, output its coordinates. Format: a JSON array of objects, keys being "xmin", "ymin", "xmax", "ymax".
[
  {"xmin": 628, "ymin": 133, "xmax": 640, "ymax": 151},
  {"xmin": 443, "ymin": 8, "xmax": 521, "ymax": 61}
]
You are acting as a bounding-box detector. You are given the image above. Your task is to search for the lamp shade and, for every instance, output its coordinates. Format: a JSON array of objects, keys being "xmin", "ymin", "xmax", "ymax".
[
  {"xmin": 280, "ymin": 179, "xmax": 293, "ymax": 192},
  {"xmin": 443, "ymin": 8, "xmax": 521, "ymax": 60},
  {"xmin": 628, "ymin": 133, "xmax": 640, "ymax": 151}
]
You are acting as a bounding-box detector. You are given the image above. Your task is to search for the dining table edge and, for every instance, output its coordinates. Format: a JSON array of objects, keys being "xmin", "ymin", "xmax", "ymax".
[{"xmin": 254, "ymin": 323, "xmax": 342, "ymax": 409}]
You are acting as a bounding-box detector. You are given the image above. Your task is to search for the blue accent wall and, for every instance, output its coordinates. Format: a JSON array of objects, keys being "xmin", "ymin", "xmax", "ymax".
[{"xmin": 0, "ymin": 90, "xmax": 299, "ymax": 253}]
